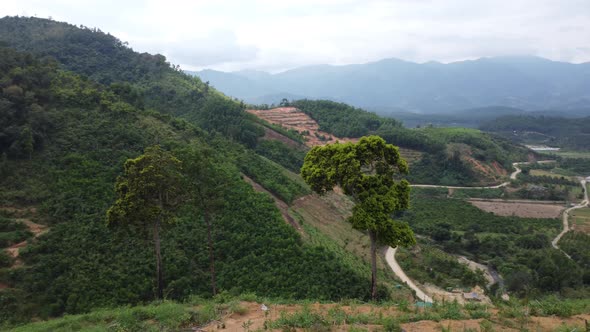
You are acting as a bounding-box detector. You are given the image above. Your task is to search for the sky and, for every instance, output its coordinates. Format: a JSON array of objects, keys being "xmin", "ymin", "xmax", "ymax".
[{"xmin": 2, "ymin": 0, "xmax": 590, "ymax": 72}]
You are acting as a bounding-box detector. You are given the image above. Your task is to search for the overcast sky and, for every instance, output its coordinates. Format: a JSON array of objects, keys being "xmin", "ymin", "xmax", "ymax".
[{"xmin": 3, "ymin": 0, "xmax": 590, "ymax": 72}]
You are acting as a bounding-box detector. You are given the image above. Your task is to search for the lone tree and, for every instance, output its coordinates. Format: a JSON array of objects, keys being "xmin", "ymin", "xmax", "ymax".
[
  {"xmin": 178, "ymin": 145, "xmax": 232, "ymax": 296},
  {"xmin": 301, "ymin": 135, "xmax": 416, "ymax": 300},
  {"xmin": 107, "ymin": 145, "xmax": 184, "ymax": 299}
]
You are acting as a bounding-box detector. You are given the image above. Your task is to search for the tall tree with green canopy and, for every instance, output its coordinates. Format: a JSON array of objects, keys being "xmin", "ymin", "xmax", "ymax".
[
  {"xmin": 301, "ymin": 135, "xmax": 416, "ymax": 300},
  {"xmin": 177, "ymin": 144, "xmax": 234, "ymax": 296},
  {"xmin": 107, "ymin": 145, "xmax": 184, "ymax": 299}
]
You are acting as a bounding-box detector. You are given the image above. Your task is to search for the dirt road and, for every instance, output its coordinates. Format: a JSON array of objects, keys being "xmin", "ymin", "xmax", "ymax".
[
  {"xmin": 386, "ymin": 160, "xmax": 555, "ymax": 303},
  {"xmin": 384, "ymin": 247, "xmax": 433, "ymax": 303},
  {"xmin": 552, "ymin": 179, "xmax": 589, "ymax": 255}
]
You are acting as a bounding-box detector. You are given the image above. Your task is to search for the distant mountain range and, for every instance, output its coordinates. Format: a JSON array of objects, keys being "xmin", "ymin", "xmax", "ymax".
[{"xmin": 187, "ymin": 56, "xmax": 590, "ymax": 114}]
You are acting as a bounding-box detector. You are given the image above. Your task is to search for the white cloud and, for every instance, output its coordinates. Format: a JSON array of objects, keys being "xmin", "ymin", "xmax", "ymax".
[{"xmin": 1, "ymin": 0, "xmax": 589, "ymax": 71}]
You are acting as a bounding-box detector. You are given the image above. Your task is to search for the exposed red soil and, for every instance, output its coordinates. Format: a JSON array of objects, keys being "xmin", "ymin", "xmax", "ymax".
[
  {"xmin": 260, "ymin": 126, "xmax": 307, "ymax": 150},
  {"xmin": 198, "ymin": 301, "xmax": 590, "ymax": 332},
  {"xmin": 464, "ymin": 156, "xmax": 507, "ymax": 183},
  {"xmin": 247, "ymin": 107, "xmax": 358, "ymax": 147},
  {"xmin": 1, "ymin": 207, "xmax": 48, "ymax": 269},
  {"xmin": 491, "ymin": 161, "xmax": 508, "ymax": 176}
]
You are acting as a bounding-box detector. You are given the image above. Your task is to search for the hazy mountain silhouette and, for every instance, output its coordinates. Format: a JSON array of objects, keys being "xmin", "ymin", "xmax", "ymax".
[{"xmin": 189, "ymin": 56, "xmax": 590, "ymax": 113}]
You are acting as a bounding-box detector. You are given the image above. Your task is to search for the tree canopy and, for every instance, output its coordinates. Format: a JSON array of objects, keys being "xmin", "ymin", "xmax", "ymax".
[
  {"xmin": 301, "ymin": 135, "xmax": 416, "ymax": 299},
  {"xmin": 107, "ymin": 145, "xmax": 185, "ymax": 299}
]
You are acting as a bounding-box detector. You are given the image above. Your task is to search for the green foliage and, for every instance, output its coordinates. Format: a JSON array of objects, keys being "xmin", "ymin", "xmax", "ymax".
[
  {"xmin": 6, "ymin": 301, "xmax": 217, "ymax": 332},
  {"xmin": 399, "ymin": 192, "xmax": 587, "ymax": 297},
  {"xmin": 289, "ymin": 100, "xmax": 529, "ymax": 186},
  {"xmin": 0, "ymin": 47, "xmax": 57, "ymax": 159},
  {"xmin": 301, "ymin": 136, "xmax": 416, "ymax": 298},
  {"xmin": 107, "ymin": 145, "xmax": 184, "ymax": 230},
  {"xmin": 0, "ymin": 217, "xmax": 32, "ymax": 247},
  {"xmin": 559, "ymin": 231, "xmax": 590, "ymax": 269},
  {"xmin": 0, "ymin": 16, "xmax": 264, "ymax": 149},
  {"xmin": 418, "ymin": 127, "xmax": 529, "ymax": 168},
  {"xmin": 255, "ymin": 139, "xmax": 306, "ymax": 172},
  {"xmin": 0, "ymin": 250, "xmax": 13, "ymax": 268},
  {"xmin": 301, "ymin": 136, "xmax": 415, "ymax": 247},
  {"xmin": 107, "ymin": 145, "xmax": 185, "ymax": 299},
  {"xmin": 239, "ymin": 150, "xmax": 310, "ymax": 203},
  {"xmin": 397, "ymin": 245, "xmax": 487, "ymax": 289},
  {"xmin": 292, "ymin": 99, "xmax": 397, "ymax": 138},
  {"xmin": 187, "ymin": 94, "xmax": 263, "ymax": 148},
  {"xmin": 0, "ymin": 41, "xmax": 374, "ymax": 323},
  {"xmin": 557, "ymin": 157, "xmax": 590, "ymax": 174}
]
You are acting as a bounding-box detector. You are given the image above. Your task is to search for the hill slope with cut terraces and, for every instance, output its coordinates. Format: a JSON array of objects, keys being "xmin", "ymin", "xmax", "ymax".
[
  {"xmin": 247, "ymin": 100, "xmax": 531, "ymax": 186},
  {"xmin": 247, "ymin": 107, "xmax": 358, "ymax": 146}
]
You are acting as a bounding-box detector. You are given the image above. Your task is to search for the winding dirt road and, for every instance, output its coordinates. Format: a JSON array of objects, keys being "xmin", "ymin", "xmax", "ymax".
[
  {"xmin": 385, "ymin": 247, "xmax": 433, "ymax": 303},
  {"xmin": 552, "ymin": 178, "xmax": 588, "ymax": 256},
  {"xmin": 385, "ymin": 160, "xmax": 559, "ymax": 303}
]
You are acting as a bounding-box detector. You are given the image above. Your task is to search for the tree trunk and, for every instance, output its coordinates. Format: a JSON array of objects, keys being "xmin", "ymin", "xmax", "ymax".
[
  {"xmin": 204, "ymin": 209, "xmax": 217, "ymax": 296},
  {"xmin": 154, "ymin": 218, "xmax": 164, "ymax": 299},
  {"xmin": 369, "ymin": 230, "xmax": 377, "ymax": 301}
]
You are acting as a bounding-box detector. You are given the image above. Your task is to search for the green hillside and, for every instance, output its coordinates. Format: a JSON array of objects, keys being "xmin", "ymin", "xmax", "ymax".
[
  {"xmin": 0, "ymin": 18, "xmax": 390, "ymax": 326},
  {"xmin": 286, "ymin": 99, "xmax": 531, "ymax": 185}
]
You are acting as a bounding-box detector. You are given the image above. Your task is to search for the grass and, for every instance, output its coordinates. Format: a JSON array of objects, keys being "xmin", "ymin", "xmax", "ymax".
[
  {"xmin": 396, "ymin": 244, "xmax": 487, "ymax": 290},
  {"xmin": 7, "ymin": 301, "xmax": 216, "ymax": 332},
  {"xmin": 7, "ymin": 296, "xmax": 590, "ymax": 332},
  {"xmin": 291, "ymin": 201, "xmax": 413, "ymax": 301}
]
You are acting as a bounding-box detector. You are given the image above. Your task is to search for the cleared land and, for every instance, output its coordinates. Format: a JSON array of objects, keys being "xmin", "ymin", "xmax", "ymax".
[
  {"xmin": 260, "ymin": 126, "xmax": 305, "ymax": 150},
  {"xmin": 196, "ymin": 301, "xmax": 589, "ymax": 332},
  {"xmin": 247, "ymin": 107, "xmax": 358, "ymax": 147},
  {"xmin": 12, "ymin": 299, "xmax": 590, "ymax": 332},
  {"xmin": 291, "ymin": 191, "xmax": 381, "ymax": 267},
  {"xmin": 468, "ymin": 200, "xmax": 565, "ymax": 218}
]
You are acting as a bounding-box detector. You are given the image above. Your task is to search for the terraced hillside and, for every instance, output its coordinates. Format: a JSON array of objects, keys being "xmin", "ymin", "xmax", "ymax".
[{"xmin": 247, "ymin": 107, "xmax": 358, "ymax": 146}]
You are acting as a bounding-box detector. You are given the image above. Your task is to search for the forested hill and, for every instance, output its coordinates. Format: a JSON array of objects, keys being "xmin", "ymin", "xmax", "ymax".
[
  {"xmin": 0, "ymin": 17, "xmax": 381, "ymax": 325},
  {"xmin": 275, "ymin": 99, "xmax": 531, "ymax": 185},
  {"xmin": 0, "ymin": 16, "xmax": 265, "ymax": 148},
  {"xmin": 0, "ymin": 16, "xmax": 533, "ymax": 186},
  {"xmin": 481, "ymin": 115, "xmax": 590, "ymax": 151}
]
